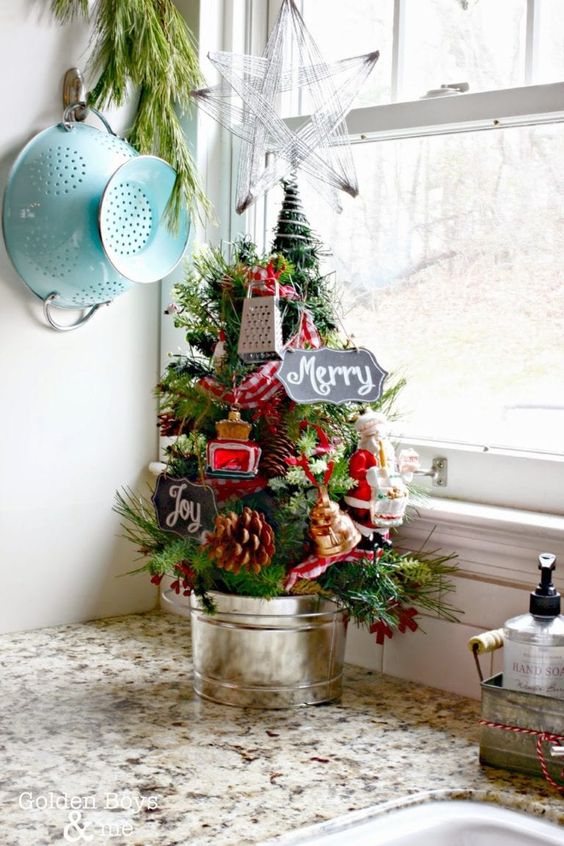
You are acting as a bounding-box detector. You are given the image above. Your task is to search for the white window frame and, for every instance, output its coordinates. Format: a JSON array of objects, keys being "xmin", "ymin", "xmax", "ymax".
[{"xmin": 234, "ymin": 0, "xmax": 564, "ymax": 521}]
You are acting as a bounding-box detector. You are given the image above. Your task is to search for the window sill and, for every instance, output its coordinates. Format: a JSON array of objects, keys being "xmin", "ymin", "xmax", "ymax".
[{"xmin": 398, "ymin": 498, "xmax": 564, "ymax": 591}]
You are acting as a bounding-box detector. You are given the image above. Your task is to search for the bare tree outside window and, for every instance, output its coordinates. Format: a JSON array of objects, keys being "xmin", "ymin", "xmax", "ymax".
[{"xmin": 295, "ymin": 124, "xmax": 564, "ymax": 454}]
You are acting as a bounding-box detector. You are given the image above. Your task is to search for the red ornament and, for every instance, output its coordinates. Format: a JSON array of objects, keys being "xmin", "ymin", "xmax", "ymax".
[{"xmin": 206, "ymin": 409, "xmax": 261, "ymax": 479}]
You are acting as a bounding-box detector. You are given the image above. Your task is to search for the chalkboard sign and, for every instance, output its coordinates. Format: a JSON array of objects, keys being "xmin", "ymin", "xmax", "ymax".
[
  {"xmin": 152, "ymin": 475, "xmax": 218, "ymax": 541},
  {"xmin": 276, "ymin": 347, "xmax": 387, "ymax": 405}
]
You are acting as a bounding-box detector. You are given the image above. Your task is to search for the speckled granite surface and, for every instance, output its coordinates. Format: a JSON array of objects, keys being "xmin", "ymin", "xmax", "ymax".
[{"xmin": 0, "ymin": 611, "xmax": 561, "ymax": 846}]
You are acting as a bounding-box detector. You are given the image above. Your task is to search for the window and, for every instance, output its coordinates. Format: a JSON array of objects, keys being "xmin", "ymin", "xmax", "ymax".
[{"xmin": 242, "ymin": 0, "xmax": 564, "ymax": 515}]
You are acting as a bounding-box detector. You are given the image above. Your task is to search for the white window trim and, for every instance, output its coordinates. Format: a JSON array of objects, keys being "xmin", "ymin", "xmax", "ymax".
[
  {"xmin": 397, "ymin": 498, "xmax": 564, "ymax": 594},
  {"xmin": 286, "ymin": 81, "xmax": 564, "ymax": 142}
]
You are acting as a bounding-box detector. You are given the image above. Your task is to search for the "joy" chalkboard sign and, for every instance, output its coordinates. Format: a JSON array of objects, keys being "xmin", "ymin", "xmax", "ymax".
[
  {"xmin": 152, "ymin": 475, "xmax": 218, "ymax": 541},
  {"xmin": 276, "ymin": 347, "xmax": 387, "ymax": 405}
]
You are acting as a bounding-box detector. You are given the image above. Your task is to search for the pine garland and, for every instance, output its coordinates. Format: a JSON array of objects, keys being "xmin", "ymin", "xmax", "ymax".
[
  {"xmin": 318, "ymin": 547, "xmax": 459, "ymax": 630},
  {"xmin": 51, "ymin": 0, "xmax": 209, "ymax": 224}
]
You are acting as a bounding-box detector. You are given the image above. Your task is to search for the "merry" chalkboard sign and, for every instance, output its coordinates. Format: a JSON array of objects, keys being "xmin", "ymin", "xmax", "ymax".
[
  {"xmin": 152, "ymin": 475, "xmax": 218, "ymax": 541},
  {"xmin": 276, "ymin": 347, "xmax": 387, "ymax": 405}
]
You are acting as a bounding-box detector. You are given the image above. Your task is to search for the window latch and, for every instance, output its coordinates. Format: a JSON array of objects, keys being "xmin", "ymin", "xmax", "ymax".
[
  {"xmin": 412, "ymin": 457, "xmax": 448, "ymax": 488},
  {"xmin": 421, "ymin": 82, "xmax": 470, "ymax": 99}
]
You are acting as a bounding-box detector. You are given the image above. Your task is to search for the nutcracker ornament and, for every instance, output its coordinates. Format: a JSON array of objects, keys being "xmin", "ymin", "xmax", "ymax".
[
  {"xmin": 206, "ymin": 408, "xmax": 262, "ymax": 478},
  {"xmin": 212, "ymin": 329, "xmax": 227, "ymax": 371},
  {"xmin": 344, "ymin": 410, "xmax": 420, "ymax": 542}
]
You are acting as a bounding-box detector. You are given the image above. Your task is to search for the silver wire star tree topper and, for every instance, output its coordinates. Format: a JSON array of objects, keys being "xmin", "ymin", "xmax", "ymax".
[{"xmin": 192, "ymin": 0, "xmax": 379, "ymax": 214}]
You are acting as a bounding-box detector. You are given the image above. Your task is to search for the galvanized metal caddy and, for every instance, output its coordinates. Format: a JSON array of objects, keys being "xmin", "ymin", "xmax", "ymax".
[
  {"xmin": 190, "ymin": 592, "xmax": 346, "ymax": 708},
  {"xmin": 480, "ymin": 674, "xmax": 564, "ymax": 781},
  {"xmin": 470, "ymin": 630, "xmax": 564, "ymax": 789}
]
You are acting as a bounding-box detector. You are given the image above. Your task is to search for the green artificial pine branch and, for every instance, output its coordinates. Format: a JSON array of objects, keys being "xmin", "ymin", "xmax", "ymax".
[
  {"xmin": 50, "ymin": 0, "xmax": 209, "ymax": 224},
  {"xmin": 113, "ymin": 487, "xmax": 172, "ymax": 558},
  {"xmin": 319, "ymin": 556, "xmax": 402, "ymax": 628},
  {"xmin": 212, "ymin": 564, "xmax": 287, "ymax": 599},
  {"xmin": 271, "ymin": 178, "xmax": 338, "ymax": 335},
  {"xmin": 50, "ymin": 0, "xmax": 88, "ymax": 21},
  {"xmin": 319, "ymin": 547, "xmax": 460, "ymax": 630}
]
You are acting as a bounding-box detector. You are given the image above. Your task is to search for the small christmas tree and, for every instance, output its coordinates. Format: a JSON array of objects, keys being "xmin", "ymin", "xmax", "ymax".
[
  {"xmin": 116, "ymin": 186, "xmax": 458, "ymax": 636},
  {"xmin": 271, "ymin": 178, "xmax": 337, "ymax": 336}
]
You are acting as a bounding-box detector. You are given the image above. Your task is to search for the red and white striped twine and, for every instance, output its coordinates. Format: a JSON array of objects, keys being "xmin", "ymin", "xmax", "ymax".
[{"xmin": 479, "ymin": 718, "xmax": 564, "ymax": 794}]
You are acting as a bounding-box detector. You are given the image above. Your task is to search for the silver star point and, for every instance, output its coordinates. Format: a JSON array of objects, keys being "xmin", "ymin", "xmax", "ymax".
[{"xmin": 192, "ymin": 0, "xmax": 379, "ymax": 214}]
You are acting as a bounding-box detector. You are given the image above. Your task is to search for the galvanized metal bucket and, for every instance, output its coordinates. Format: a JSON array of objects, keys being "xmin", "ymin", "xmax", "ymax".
[{"xmin": 189, "ymin": 592, "xmax": 346, "ymax": 708}]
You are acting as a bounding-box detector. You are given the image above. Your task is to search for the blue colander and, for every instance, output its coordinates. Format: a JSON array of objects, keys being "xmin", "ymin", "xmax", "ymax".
[
  {"xmin": 99, "ymin": 155, "xmax": 189, "ymax": 284},
  {"xmin": 2, "ymin": 107, "xmax": 189, "ymax": 313}
]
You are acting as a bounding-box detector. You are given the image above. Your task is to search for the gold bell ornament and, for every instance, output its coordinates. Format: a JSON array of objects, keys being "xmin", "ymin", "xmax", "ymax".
[
  {"xmin": 289, "ymin": 426, "xmax": 361, "ymax": 558},
  {"xmin": 237, "ymin": 279, "xmax": 283, "ymax": 363},
  {"xmin": 309, "ymin": 485, "xmax": 361, "ymax": 557}
]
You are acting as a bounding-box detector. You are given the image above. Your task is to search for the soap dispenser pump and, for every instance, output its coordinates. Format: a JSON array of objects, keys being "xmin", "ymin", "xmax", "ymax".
[{"xmin": 503, "ymin": 553, "xmax": 564, "ymax": 698}]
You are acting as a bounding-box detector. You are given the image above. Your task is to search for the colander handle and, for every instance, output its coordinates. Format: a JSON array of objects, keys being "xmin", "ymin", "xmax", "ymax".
[
  {"xmin": 43, "ymin": 293, "xmax": 106, "ymax": 332},
  {"xmin": 62, "ymin": 103, "xmax": 117, "ymax": 136}
]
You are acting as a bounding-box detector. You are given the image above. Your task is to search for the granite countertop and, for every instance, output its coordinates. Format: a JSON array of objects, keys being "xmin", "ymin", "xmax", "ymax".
[{"xmin": 0, "ymin": 611, "xmax": 562, "ymax": 846}]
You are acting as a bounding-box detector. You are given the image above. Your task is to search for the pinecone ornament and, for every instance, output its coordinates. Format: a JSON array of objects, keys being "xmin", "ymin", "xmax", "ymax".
[
  {"xmin": 259, "ymin": 429, "xmax": 295, "ymax": 479},
  {"xmin": 206, "ymin": 507, "xmax": 275, "ymax": 574}
]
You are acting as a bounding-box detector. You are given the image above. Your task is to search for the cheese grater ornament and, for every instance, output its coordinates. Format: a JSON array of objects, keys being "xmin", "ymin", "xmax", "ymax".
[{"xmin": 237, "ymin": 279, "xmax": 284, "ymax": 363}]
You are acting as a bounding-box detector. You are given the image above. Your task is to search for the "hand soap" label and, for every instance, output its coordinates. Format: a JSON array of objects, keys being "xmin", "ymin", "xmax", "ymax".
[{"xmin": 503, "ymin": 641, "xmax": 564, "ymax": 698}]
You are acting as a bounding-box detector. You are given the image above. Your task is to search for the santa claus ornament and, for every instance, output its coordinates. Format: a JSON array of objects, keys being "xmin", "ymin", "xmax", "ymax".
[{"xmin": 344, "ymin": 410, "xmax": 420, "ymax": 539}]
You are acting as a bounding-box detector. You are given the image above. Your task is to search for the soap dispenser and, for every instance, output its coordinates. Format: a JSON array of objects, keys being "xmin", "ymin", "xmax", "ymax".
[{"xmin": 503, "ymin": 553, "xmax": 564, "ymax": 698}]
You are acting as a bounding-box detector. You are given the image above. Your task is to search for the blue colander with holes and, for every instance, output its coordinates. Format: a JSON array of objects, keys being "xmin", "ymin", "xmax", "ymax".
[{"xmin": 2, "ymin": 108, "xmax": 189, "ymax": 309}]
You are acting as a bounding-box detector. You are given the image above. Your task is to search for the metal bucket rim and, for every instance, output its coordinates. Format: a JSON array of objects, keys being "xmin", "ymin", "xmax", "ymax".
[{"xmin": 189, "ymin": 590, "xmax": 343, "ymax": 620}]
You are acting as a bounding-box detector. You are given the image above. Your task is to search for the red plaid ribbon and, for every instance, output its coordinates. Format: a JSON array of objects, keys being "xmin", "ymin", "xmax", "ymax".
[
  {"xmin": 247, "ymin": 263, "xmax": 301, "ymax": 301},
  {"xmin": 284, "ymin": 549, "xmax": 367, "ymax": 592},
  {"xmin": 199, "ymin": 309, "xmax": 322, "ymax": 409},
  {"xmin": 206, "ymin": 475, "xmax": 268, "ymax": 503}
]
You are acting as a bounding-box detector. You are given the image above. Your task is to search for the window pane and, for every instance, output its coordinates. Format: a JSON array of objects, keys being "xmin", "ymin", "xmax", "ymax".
[
  {"xmin": 535, "ymin": 0, "xmax": 564, "ymax": 84},
  {"xmin": 291, "ymin": 125, "xmax": 564, "ymax": 455},
  {"xmin": 299, "ymin": 0, "xmax": 393, "ymax": 109},
  {"xmin": 401, "ymin": 0, "xmax": 527, "ymax": 100}
]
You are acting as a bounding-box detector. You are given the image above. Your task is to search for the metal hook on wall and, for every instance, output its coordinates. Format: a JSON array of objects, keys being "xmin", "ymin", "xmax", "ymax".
[{"xmin": 62, "ymin": 68, "xmax": 88, "ymax": 121}]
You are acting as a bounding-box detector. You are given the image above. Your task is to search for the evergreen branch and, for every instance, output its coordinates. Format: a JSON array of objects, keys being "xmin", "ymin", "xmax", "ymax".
[
  {"xmin": 113, "ymin": 487, "xmax": 171, "ymax": 556},
  {"xmin": 50, "ymin": 0, "xmax": 88, "ymax": 21},
  {"xmin": 51, "ymin": 0, "xmax": 209, "ymax": 223},
  {"xmin": 319, "ymin": 547, "xmax": 460, "ymax": 631},
  {"xmin": 213, "ymin": 564, "xmax": 287, "ymax": 599}
]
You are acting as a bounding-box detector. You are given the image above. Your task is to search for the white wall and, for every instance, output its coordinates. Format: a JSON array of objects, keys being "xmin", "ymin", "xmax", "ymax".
[{"xmin": 0, "ymin": 4, "xmax": 159, "ymax": 632}]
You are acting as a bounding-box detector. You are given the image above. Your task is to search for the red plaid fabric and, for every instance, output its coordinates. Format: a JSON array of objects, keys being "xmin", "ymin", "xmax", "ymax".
[
  {"xmin": 199, "ymin": 309, "xmax": 322, "ymax": 409},
  {"xmin": 207, "ymin": 475, "xmax": 268, "ymax": 503},
  {"xmin": 257, "ymin": 278, "xmax": 302, "ymax": 301},
  {"xmin": 284, "ymin": 549, "xmax": 366, "ymax": 592},
  {"xmin": 293, "ymin": 308, "xmax": 322, "ymax": 350}
]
